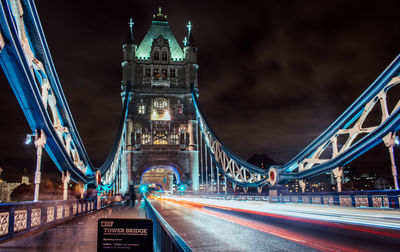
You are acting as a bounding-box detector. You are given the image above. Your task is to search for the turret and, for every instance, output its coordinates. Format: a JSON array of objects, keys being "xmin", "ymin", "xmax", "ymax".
[
  {"xmin": 183, "ymin": 21, "xmax": 197, "ymax": 64},
  {"xmin": 183, "ymin": 21, "xmax": 198, "ymax": 89},
  {"xmin": 122, "ymin": 18, "xmax": 136, "ymax": 93}
]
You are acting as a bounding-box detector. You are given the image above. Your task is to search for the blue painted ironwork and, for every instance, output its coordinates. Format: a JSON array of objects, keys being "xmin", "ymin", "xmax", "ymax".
[
  {"xmin": 0, "ymin": 0, "xmax": 129, "ymax": 191},
  {"xmin": 192, "ymin": 87, "xmax": 269, "ymax": 188},
  {"xmin": 193, "ymin": 52, "xmax": 400, "ymax": 187}
]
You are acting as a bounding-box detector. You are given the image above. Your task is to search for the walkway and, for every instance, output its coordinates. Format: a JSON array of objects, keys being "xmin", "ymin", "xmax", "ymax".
[{"xmin": 0, "ymin": 202, "xmax": 146, "ymax": 252}]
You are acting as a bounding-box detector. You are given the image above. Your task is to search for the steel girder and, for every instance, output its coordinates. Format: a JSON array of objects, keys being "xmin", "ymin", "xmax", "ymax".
[{"xmin": 192, "ymin": 88, "xmax": 269, "ymax": 188}]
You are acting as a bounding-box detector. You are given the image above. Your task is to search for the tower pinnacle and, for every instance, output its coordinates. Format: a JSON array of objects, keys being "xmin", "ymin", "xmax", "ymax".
[
  {"xmin": 153, "ymin": 7, "xmax": 167, "ymax": 21},
  {"xmin": 187, "ymin": 21, "xmax": 192, "ymax": 37},
  {"xmin": 186, "ymin": 21, "xmax": 195, "ymax": 46},
  {"xmin": 183, "ymin": 36, "xmax": 188, "ymax": 47},
  {"xmin": 126, "ymin": 17, "xmax": 135, "ymax": 44}
]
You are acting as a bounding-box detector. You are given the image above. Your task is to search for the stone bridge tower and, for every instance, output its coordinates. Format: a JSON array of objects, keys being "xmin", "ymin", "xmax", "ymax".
[{"xmin": 121, "ymin": 8, "xmax": 199, "ymax": 192}]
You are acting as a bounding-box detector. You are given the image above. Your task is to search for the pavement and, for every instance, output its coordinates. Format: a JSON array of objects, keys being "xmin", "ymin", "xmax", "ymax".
[{"xmin": 0, "ymin": 202, "xmax": 146, "ymax": 252}]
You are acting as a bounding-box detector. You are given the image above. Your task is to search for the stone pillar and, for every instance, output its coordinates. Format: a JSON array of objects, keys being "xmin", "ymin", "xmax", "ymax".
[
  {"xmin": 168, "ymin": 174, "xmax": 173, "ymax": 192},
  {"xmin": 189, "ymin": 151, "xmax": 199, "ymax": 192},
  {"xmin": 188, "ymin": 120, "xmax": 197, "ymax": 151}
]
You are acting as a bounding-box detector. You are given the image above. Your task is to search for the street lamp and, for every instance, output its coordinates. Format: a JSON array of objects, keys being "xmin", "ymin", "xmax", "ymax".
[
  {"xmin": 25, "ymin": 130, "xmax": 46, "ymax": 201},
  {"xmin": 25, "ymin": 133, "xmax": 35, "ymax": 145}
]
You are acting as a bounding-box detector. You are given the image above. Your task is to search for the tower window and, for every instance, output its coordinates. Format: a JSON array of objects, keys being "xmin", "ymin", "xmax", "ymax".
[
  {"xmin": 153, "ymin": 132, "xmax": 168, "ymax": 145},
  {"xmin": 170, "ymin": 134, "xmax": 179, "ymax": 145},
  {"xmin": 169, "ymin": 68, "xmax": 176, "ymax": 78},
  {"xmin": 151, "ymin": 98, "xmax": 170, "ymax": 121},
  {"xmin": 161, "ymin": 51, "xmax": 168, "ymax": 61},
  {"xmin": 153, "ymin": 98, "xmax": 168, "ymax": 110},
  {"xmin": 138, "ymin": 104, "xmax": 146, "ymax": 114},
  {"xmin": 142, "ymin": 133, "xmax": 151, "ymax": 145},
  {"xmin": 153, "ymin": 51, "xmax": 159, "ymax": 61},
  {"xmin": 145, "ymin": 68, "xmax": 151, "ymax": 77}
]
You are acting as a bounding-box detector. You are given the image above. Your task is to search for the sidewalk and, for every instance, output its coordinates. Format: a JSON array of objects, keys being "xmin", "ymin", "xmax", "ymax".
[{"xmin": 0, "ymin": 202, "xmax": 146, "ymax": 252}]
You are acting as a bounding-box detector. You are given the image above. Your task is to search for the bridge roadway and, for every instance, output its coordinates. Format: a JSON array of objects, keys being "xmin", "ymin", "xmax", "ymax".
[
  {"xmin": 1, "ymin": 197, "xmax": 399, "ymax": 251},
  {"xmin": 150, "ymin": 196, "xmax": 400, "ymax": 252}
]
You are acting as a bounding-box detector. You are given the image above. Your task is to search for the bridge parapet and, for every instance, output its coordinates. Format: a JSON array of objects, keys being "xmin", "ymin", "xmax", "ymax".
[
  {"xmin": 268, "ymin": 189, "xmax": 400, "ymax": 209},
  {"xmin": 0, "ymin": 197, "xmax": 112, "ymax": 242},
  {"xmin": 198, "ymin": 190, "xmax": 400, "ymax": 209}
]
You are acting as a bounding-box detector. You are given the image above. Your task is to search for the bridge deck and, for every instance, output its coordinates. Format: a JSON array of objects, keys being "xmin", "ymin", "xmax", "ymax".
[
  {"xmin": 0, "ymin": 203, "xmax": 145, "ymax": 252},
  {"xmin": 2, "ymin": 198, "xmax": 400, "ymax": 251}
]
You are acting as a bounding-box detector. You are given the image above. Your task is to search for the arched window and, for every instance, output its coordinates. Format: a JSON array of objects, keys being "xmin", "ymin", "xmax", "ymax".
[
  {"xmin": 138, "ymin": 104, "xmax": 146, "ymax": 114},
  {"xmin": 151, "ymin": 98, "xmax": 170, "ymax": 121},
  {"xmin": 153, "ymin": 51, "xmax": 159, "ymax": 61},
  {"xmin": 153, "ymin": 98, "xmax": 168, "ymax": 110},
  {"xmin": 161, "ymin": 51, "xmax": 168, "ymax": 61}
]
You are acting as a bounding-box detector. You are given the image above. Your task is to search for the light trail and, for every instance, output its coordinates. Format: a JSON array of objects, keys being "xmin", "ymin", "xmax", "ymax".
[
  {"xmin": 151, "ymin": 196, "xmax": 367, "ymax": 252},
  {"xmin": 161, "ymin": 196, "xmax": 400, "ymax": 232}
]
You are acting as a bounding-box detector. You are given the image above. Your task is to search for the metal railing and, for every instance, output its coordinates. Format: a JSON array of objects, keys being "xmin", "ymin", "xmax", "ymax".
[
  {"xmin": 0, "ymin": 197, "xmax": 112, "ymax": 242},
  {"xmin": 268, "ymin": 189, "xmax": 400, "ymax": 208},
  {"xmin": 198, "ymin": 190, "xmax": 400, "ymax": 209},
  {"xmin": 144, "ymin": 195, "xmax": 192, "ymax": 252}
]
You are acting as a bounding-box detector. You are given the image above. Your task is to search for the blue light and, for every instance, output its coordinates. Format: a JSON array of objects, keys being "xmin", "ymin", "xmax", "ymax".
[
  {"xmin": 25, "ymin": 133, "xmax": 34, "ymax": 145},
  {"xmin": 139, "ymin": 184, "xmax": 148, "ymax": 193},
  {"xmin": 178, "ymin": 184, "xmax": 186, "ymax": 192}
]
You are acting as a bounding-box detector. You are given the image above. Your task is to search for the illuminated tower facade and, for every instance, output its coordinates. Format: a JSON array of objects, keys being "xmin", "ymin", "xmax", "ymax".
[{"xmin": 121, "ymin": 8, "xmax": 199, "ymax": 192}]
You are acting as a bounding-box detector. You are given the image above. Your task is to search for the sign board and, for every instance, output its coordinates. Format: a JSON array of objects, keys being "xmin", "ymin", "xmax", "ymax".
[{"xmin": 98, "ymin": 218, "xmax": 153, "ymax": 252}]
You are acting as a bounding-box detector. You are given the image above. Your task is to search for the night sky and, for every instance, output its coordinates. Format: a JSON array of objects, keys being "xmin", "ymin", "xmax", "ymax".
[{"xmin": 1, "ymin": 0, "xmax": 400, "ymax": 182}]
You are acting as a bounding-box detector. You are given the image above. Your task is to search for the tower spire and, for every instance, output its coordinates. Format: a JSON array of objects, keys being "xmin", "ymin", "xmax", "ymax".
[
  {"xmin": 186, "ymin": 21, "xmax": 195, "ymax": 46},
  {"xmin": 187, "ymin": 21, "xmax": 192, "ymax": 38},
  {"xmin": 126, "ymin": 17, "xmax": 135, "ymax": 44}
]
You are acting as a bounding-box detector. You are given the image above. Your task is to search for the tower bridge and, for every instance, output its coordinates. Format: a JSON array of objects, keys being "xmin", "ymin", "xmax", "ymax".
[
  {"xmin": 123, "ymin": 8, "xmax": 199, "ymax": 192},
  {"xmin": 0, "ymin": 1, "xmax": 399, "ymax": 251}
]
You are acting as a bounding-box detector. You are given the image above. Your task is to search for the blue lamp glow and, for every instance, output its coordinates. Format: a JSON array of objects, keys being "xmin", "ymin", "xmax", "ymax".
[
  {"xmin": 139, "ymin": 184, "xmax": 148, "ymax": 193},
  {"xmin": 178, "ymin": 184, "xmax": 186, "ymax": 192}
]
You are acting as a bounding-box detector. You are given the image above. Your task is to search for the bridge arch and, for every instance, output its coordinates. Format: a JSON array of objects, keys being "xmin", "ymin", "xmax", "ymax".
[{"xmin": 139, "ymin": 162, "xmax": 183, "ymax": 192}]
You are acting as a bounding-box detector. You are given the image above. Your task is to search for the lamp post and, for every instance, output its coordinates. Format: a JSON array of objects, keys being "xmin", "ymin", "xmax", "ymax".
[
  {"xmin": 31, "ymin": 130, "xmax": 46, "ymax": 202},
  {"xmin": 384, "ymin": 132, "xmax": 399, "ymax": 190}
]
